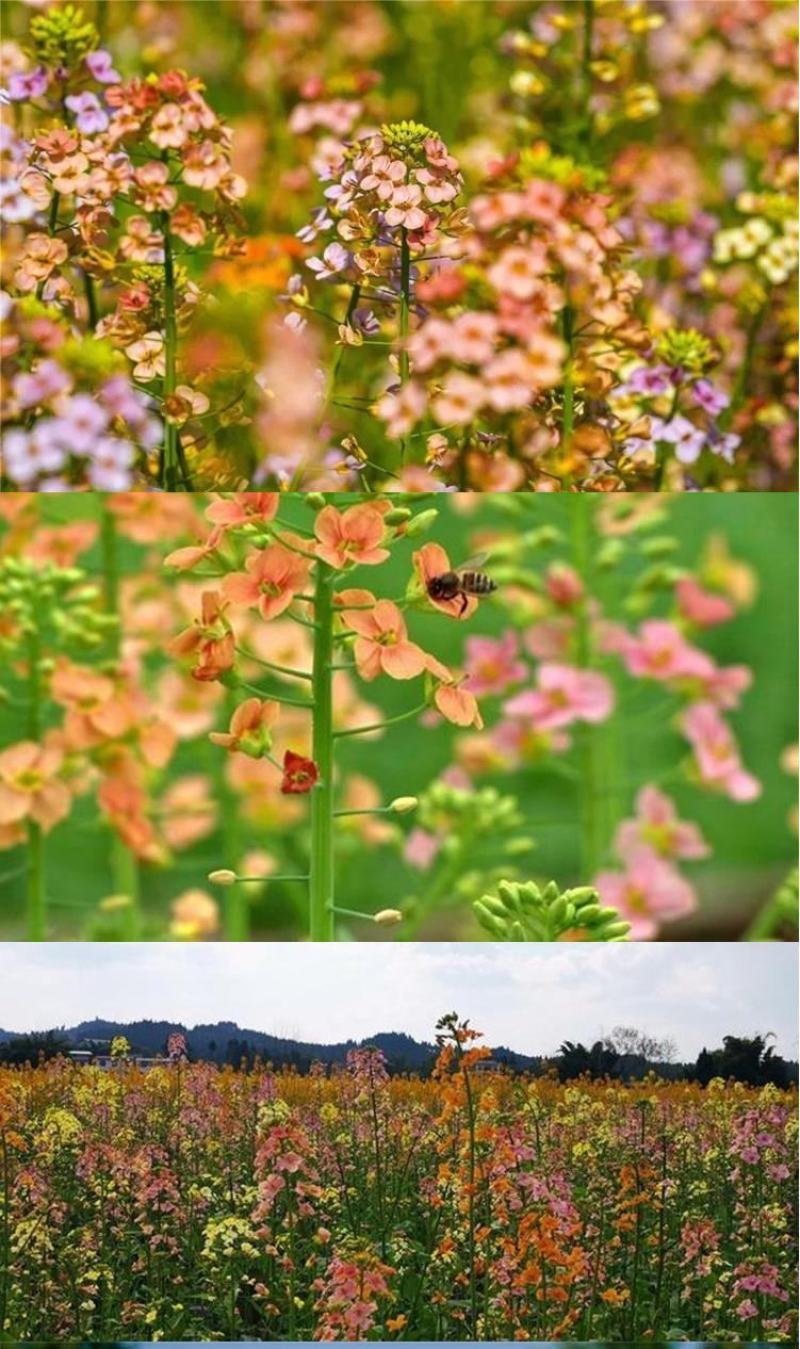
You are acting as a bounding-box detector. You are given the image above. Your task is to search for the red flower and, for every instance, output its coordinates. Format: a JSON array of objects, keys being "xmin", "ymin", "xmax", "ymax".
[{"xmin": 281, "ymin": 750, "xmax": 319, "ymax": 795}]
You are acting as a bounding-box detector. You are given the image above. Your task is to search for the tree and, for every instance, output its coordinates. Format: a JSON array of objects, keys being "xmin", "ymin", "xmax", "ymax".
[{"xmin": 0, "ymin": 1031, "xmax": 70, "ymax": 1065}]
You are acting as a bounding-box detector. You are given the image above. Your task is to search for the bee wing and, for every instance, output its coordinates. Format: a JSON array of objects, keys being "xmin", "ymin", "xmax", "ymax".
[{"xmin": 453, "ymin": 552, "xmax": 490, "ymax": 573}]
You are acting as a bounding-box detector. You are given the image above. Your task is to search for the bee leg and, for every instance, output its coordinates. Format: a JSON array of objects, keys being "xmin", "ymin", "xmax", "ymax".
[{"xmin": 459, "ymin": 593, "xmax": 468, "ymax": 617}]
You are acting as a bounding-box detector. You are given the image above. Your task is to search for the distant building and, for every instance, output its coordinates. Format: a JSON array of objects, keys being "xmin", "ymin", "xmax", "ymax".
[{"xmin": 67, "ymin": 1044, "xmax": 168, "ymax": 1070}]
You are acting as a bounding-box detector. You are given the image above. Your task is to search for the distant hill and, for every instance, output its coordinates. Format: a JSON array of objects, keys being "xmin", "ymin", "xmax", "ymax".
[{"xmin": 0, "ymin": 1018, "xmax": 542, "ymax": 1074}]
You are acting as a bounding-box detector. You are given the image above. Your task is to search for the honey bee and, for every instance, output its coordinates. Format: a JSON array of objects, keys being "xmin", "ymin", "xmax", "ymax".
[{"xmin": 426, "ymin": 554, "xmax": 497, "ymax": 615}]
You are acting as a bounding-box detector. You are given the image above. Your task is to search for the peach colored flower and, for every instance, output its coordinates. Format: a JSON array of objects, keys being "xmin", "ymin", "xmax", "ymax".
[
  {"xmin": 434, "ymin": 683, "xmax": 484, "ymax": 729},
  {"xmin": 155, "ymin": 669, "xmax": 223, "ymax": 739},
  {"xmin": 431, "ymin": 370, "xmax": 484, "ymax": 425},
  {"xmin": 222, "ymin": 540, "xmax": 311, "ymax": 621},
  {"xmin": 413, "ymin": 543, "xmax": 477, "ymax": 620},
  {"xmin": 51, "ymin": 662, "xmax": 137, "ymax": 748},
  {"xmin": 169, "ymin": 591, "xmax": 236, "ymax": 682},
  {"xmin": 314, "ymin": 502, "xmax": 390, "ymax": 570},
  {"xmin": 346, "ymin": 600, "xmax": 428, "ymax": 681},
  {"xmin": 163, "ymin": 385, "xmax": 210, "ymax": 425},
  {"xmin": 0, "ymin": 741, "xmax": 71, "ymax": 832},
  {"xmin": 125, "ymin": 331, "xmax": 166, "ymax": 380},
  {"xmin": 169, "ymin": 888, "xmax": 219, "ymax": 939},
  {"xmin": 161, "ymin": 775, "xmax": 217, "ymax": 850},
  {"xmin": 209, "ymin": 698, "xmax": 280, "ymax": 756},
  {"xmin": 205, "ymin": 493, "xmax": 280, "ymax": 529},
  {"xmin": 98, "ymin": 772, "xmax": 162, "ymax": 862}
]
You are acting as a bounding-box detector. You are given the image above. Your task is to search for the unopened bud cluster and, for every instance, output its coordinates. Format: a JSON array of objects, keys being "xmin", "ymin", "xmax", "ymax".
[{"xmin": 474, "ymin": 879, "xmax": 631, "ymax": 942}]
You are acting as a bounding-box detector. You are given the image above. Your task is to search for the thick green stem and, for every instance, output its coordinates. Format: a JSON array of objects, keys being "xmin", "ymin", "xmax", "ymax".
[
  {"xmin": 101, "ymin": 504, "xmax": 141, "ymax": 938},
  {"xmin": 399, "ymin": 227, "xmax": 412, "ymax": 460},
  {"xmin": 35, "ymin": 191, "xmax": 60, "ymax": 301},
  {"xmin": 83, "ymin": 270, "xmax": 99, "ymax": 330},
  {"xmin": 571, "ymin": 497, "xmax": 602, "ymax": 878},
  {"xmin": 159, "ymin": 209, "xmax": 181, "ymax": 491},
  {"xmin": 219, "ymin": 688, "xmax": 247, "ymax": 941},
  {"xmin": 580, "ymin": 0, "xmax": 595, "ymax": 151},
  {"xmin": 309, "ymin": 562, "xmax": 335, "ymax": 940},
  {"xmin": 561, "ymin": 303, "xmax": 575, "ymax": 454},
  {"xmin": 26, "ymin": 630, "xmax": 45, "ymax": 940}
]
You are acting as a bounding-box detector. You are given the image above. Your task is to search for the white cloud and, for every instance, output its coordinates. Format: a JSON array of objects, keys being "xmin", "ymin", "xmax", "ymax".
[{"xmin": 0, "ymin": 942, "xmax": 795, "ymax": 1060}]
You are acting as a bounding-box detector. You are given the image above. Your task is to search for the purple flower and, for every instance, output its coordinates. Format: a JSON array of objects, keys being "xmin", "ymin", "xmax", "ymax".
[
  {"xmin": 655, "ymin": 414, "xmax": 707, "ymax": 465},
  {"xmin": 351, "ymin": 307, "xmax": 380, "ymax": 336},
  {"xmin": 624, "ymin": 364, "xmax": 674, "ymax": 396},
  {"xmin": 88, "ymin": 436, "xmax": 135, "ymax": 490},
  {"xmin": 306, "ymin": 241, "xmax": 352, "ymax": 281},
  {"xmin": 3, "ymin": 423, "xmax": 67, "ymax": 483},
  {"xmin": 296, "ymin": 206, "xmax": 333, "ymax": 244},
  {"xmin": 13, "ymin": 360, "xmax": 71, "ymax": 409},
  {"xmin": 5, "ymin": 67, "xmax": 49, "ymax": 101},
  {"xmin": 709, "ymin": 431, "xmax": 740, "ymax": 463},
  {"xmin": 85, "ymin": 50, "xmax": 121, "ymax": 83},
  {"xmin": 57, "ymin": 394, "xmax": 110, "ymax": 452},
  {"xmin": 0, "ymin": 179, "xmax": 39, "ymax": 224},
  {"xmin": 65, "ymin": 91, "xmax": 109, "ymax": 134},
  {"xmin": 691, "ymin": 378, "xmax": 729, "ymax": 416}
]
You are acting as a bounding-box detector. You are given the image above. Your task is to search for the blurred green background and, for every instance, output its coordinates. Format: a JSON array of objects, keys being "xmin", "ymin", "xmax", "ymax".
[{"xmin": 0, "ymin": 493, "xmax": 796, "ymax": 940}]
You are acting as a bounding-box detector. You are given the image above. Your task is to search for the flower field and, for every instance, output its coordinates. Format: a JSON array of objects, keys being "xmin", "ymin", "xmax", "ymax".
[
  {"xmin": 0, "ymin": 490, "xmax": 796, "ymax": 941},
  {"xmin": 1, "ymin": 1022, "xmax": 797, "ymax": 1342},
  {"xmin": 1, "ymin": 0, "xmax": 797, "ymax": 492}
]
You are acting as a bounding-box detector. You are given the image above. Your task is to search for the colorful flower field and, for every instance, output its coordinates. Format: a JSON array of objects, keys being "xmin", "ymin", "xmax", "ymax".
[
  {"xmin": 0, "ymin": 490, "xmax": 796, "ymax": 942},
  {"xmin": 1, "ymin": 1021, "xmax": 797, "ymax": 1342},
  {"xmin": 1, "ymin": 0, "xmax": 797, "ymax": 493}
]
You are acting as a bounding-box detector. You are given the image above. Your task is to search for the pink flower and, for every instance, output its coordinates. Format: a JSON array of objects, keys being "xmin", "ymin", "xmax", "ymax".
[
  {"xmin": 487, "ymin": 244, "xmax": 547, "ymax": 299},
  {"xmin": 483, "ymin": 348, "xmax": 536, "ymax": 411},
  {"xmin": 450, "ymin": 311, "xmax": 497, "ymax": 365},
  {"xmin": 676, "ymin": 575, "xmax": 735, "ymax": 628},
  {"xmin": 615, "ymin": 785, "xmax": 710, "ymax": 861},
  {"xmin": 431, "ymin": 370, "xmax": 484, "ymax": 425},
  {"xmin": 681, "ymin": 702, "xmax": 761, "ymax": 802},
  {"xmin": 384, "ymin": 183, "xmax": 428, "ymax": 230},
  {"xmin": 595, "ymin": 847, "xmax": 697, "ymax": 940},
  {"xmin": 735, "ymin": 1300, "xmax": 759, "ymax": 1321},
  {"xmin": 463, "ymin": 632, "xmax": 526, "ymax": 696},
  {"xmin": 504, "ymin": 662, "xmax": 614, "ymax": 731},
  {"xmin": 404, "ymin": 827, "xmax": 441, "ymax": 870},
  {"xmin": 617, "ymin": 619, "xmax": 707, "ymax": 682}
]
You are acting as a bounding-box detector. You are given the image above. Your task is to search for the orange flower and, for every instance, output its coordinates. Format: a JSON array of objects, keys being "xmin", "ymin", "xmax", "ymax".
[
  {"xmin": 51, "ymin": 662, "xmax": 137, "ymax": 748},
  {"xmin": 160, "ymin": 775, "xmax": 217, "ymax": 850},
  {"xmin": 164, "ymin": 525, "xmax": 224, "ymax": 571},
  {"xmin": 205, "ymin": 492, "xmax": 280, "ymax": 529},
  {"xmin": 314, "ymin": 502, "xmax": 390, "ymax": 569},
  {"xmin": 413, "ymin": 542, "xmax": 478, "ymax": 620},
  {"xmin": 0, "ymin": 741, "xmax": 71, "ymax": 832},
  {"xmin": 434, "ymin": 682, "xmax": 484, "ymax": 729},
  {"xmin": 222, "ymin": 540, "xmax": 310, "ymax": 621},
  {"xmin": 209, "ymin": 697, "xmax": 280, "ymax": 756},
  {"xmin": 98, "ymin": 771, "xmax": 162, "ymax": 862},
  {"xmin": 169, "ymin": 888, "xmax": 219, "ymax": 939},
  {"xmin": 346, "ymin": 600, "xmax": 428, "ymax": 681},
  {"xmin": 169, "ymin": 591, "xmax": 236, "ymax": 682}
]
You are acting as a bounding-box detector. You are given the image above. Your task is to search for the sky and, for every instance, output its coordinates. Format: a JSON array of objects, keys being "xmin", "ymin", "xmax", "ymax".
[{"xmin": 0, "ymin": 942, "xmax": 796, "ymax": 1059}]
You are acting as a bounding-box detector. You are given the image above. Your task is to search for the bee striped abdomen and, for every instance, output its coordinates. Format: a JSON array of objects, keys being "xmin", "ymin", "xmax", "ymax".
[{"xmin": 461, "ymin": 572, "xmax": 497, "ymax": 595}]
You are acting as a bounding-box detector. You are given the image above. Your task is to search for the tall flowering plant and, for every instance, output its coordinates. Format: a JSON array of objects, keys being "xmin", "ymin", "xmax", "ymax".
[{"xmin": 1, "ymin": 3, "xmax": 246, "ymax": 491}]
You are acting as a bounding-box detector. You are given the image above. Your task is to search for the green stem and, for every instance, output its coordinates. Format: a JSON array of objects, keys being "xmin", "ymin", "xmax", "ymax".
[
  {"xmin": 35, "ymin": 191, "xmax": 60, "ymax": 302},
  {"xmin": 399, "ymin": 226, "xmax": 411, "ymax": 460},
  {"xmin": 26, "ymin": 629, "xmax": 45, "ymax": 940},
  {"xmin": 561, "ymin": 303, "xmax": 575, "ymax": 455},
  {"xmin": 580, "ymin": 0, "xmax": 595, "ymax": 151},
  {"xmin": 159, "ymin": 207, "xmax": 181, "ymax": 491},
  {"xmin": 83, "ymin": 270, "xmax": 99, "ymax": 330},
  {"xmin": 744, "ymin": 868, "xmax": 797, "ymax": 940},
  {"xmin": 101, "ymin": 503, "xmax": 142, "ymax": 939},
  {"xmin": 219, "ymin": 689, "xmax": 247, "ymax": 940},
  {"xmin": 571, "ymin": 497, "xmax": 602, "ymax": 877},
  {"xmin": 309, "ymin": 562, "xmax": 335, "ymax": 940},
  {"xmin": 333, "ymin": 703, "xmax": 426, "ymax": 739}
]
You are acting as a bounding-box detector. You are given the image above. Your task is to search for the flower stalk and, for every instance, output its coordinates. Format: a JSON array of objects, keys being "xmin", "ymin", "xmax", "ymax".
[
  {"xmin": 25, "ymin": 629, "xmax": 45, "ymax": 941},
  {"xmin": 309, "ymin": 560, "xmax": 335, "ymax": 940},
  {"xmin": 159, "ymin": 208, "xmax": 180, "ymax": 491}
]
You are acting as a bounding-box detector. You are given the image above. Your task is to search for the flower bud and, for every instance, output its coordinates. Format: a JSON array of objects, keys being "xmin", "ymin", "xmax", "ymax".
[
  {"xmin": 208, "ymin": 869, "xmax": 237, "ymax": 887},
  {"xmin": 304, "ymin": 493, "xmax": 327, "ymax": 511},
  {"xmin": 373, "ymin": 908, "xmax": 403, "ymax": 926},
  {"xmin": 384, "ymin": 507, "xmax": 412, "ymax": 525},
  {"xmin": 389, "ymin": 796, "xmax": 418, "ymax": 814},
  {"xmin": 405, "ymin": 509, "xmax": 439, "ymax": 536}
]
